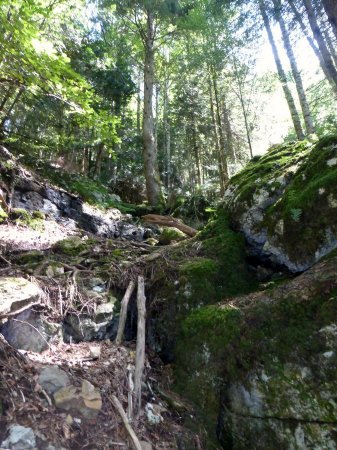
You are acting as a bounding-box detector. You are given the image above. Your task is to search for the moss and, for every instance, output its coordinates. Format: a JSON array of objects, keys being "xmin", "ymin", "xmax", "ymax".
[
  {"xmin": 263, "ymin": 135, "xmax": 337, "ymax": 263},
  {"xmin": 159, "ymin": 227, "xmax": 187, "ymax": 245},
  {"xmin": 174, "ymin": 286, "xmax": 337, "ymax": 442},
  {"xmin": 12, "ymin": 250, "xmax": 45, "ymax": 266},
  {"xmin": 228, "ymin": 140, "xmax": 312, "ymax": 208},
  {"xmin": 174, "ymin": 306, "xmax": 241, "ymax": 444},
  {"xmin": 32, "ymin": 210, "xmax": 46, "ymax": 220},
  {"xmin": 53, "ymin": 237, "xmax": 90, "ymax": 256},
  {"xmin": 0, "ymin": 205, "xmax": 7, "ymax": 223},
  {"xmin": 9, "ymin": 208, "xmax": 45, "ymax": 230}
]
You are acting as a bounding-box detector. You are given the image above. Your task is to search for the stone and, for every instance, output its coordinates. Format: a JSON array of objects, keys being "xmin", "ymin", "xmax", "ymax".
[
  {"xmin": 63, "ymin": 309, "xmax": 119, "ymax": 343},
  {"xmin": 1, "ymin": 308, "xmax": 59, "ymax": 353},
  {"xmin": 89, "ymin": 346, "xmax": 101, "ymax": 359},
  {"xmin": 38, "ymin": 366, "xmax": 70, "ymax": 394},
  {"xmin": 53, "ymin": 380, "xmax": 102, "ymax": 419},
  {"xmin": 140, "ymin": 441, "xmax": 153, "ymax": 450},
  {"xmin": 0, "ymin": 277, "xmax": 43, "ymax": 316},
  {"xmin": 145, "ymin": 403, "xmax": 164, "ymax": 425},
  {"xmin": 95, "ymin": 302, "xmax": 115, "ymax": 322},
  {"xmin": 158, "ymin": 227, "xmax": 187, "ymax": 245},
  {"xmin": 1, "ymin": 425, "xmax": 37, "ymax": 450}
]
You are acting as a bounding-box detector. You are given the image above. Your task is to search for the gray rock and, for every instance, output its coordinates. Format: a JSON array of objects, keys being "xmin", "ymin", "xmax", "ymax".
[
  {"xmin": 53, "ymin": 380, "xmax": 102, "ymax": 419},
  {"xmin": 140, "ymin": 442, "xmax": 153, "ymax": 450},
  {"xmin": 0, "ymin": 278, "xmax": 43, "ymax": 317},
  {"xmin": 62, "ymin": 313, "xmax": 119, "ymax": 343},
  {"xmin": 38, "ymin": 366, "xmax": 70, "ymax": 394},
  {"xmin": 1, "ymin": 308, "xmax": 58, "ymax": 353},
  {"xmin": 1, "ymin": 425, "xmax": 37, "ymax": 450}
]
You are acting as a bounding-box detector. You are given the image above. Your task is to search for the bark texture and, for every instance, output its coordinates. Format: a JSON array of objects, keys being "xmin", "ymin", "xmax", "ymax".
[
  {"xmin": 274, "ymin": 0, "xmax": 315, "ymax": 135},
  {"xmin": 303, "ymin": 0, "xmax": 337, "ymax": 91},
  {"xmin": 143, "ymin": 11, "xmax": 162, "ymax": 206},
  {"xmin": 259, "ymin": 0, "xmax": 305, "ymax": 140}
]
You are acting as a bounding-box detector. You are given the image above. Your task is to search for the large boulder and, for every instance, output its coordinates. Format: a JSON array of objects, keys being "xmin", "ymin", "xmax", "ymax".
[
  {"xmin": 175, "ymin": 253, "xmax": 337, "ymax": 449},
  {"xmin": 223, "ymin": 136, "xmax": 337, "ymax": 272}
]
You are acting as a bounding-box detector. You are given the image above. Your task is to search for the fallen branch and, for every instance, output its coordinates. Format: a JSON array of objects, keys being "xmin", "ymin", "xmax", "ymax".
[
  {"xmin": 110, "ymin": 395, "xmax": 142, "ymax": 450},
  {"xmin": 134, "ymin": 276, "xmax": 146, "ymax": 417},
  {"xmin": 115, "ymin": 280, "xmax": 136, "ymax": 346},
  {"xmin": 142, "ymin": 214, "xmax": 197, "ymax": 237}
]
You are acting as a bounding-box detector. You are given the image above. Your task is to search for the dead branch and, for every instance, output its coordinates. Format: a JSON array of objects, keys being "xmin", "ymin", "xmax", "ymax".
[
  {"xmin": 109, "ymin": 395, "xmax": 142, "ymax": 450},
  {"xmin": 134, "ymin": 276, "xmax": 146, "ymax": 417},
  {"xmin": 142, "ymin": 214, "xmax": 197, "ymax": 237},
  {"xmin": 115, "ymin": 280, "xmax": 136, "ymax": 346}
]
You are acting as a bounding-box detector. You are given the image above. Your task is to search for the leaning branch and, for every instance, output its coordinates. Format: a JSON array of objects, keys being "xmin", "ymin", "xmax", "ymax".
[
  {"xmin": 110, "ymin": 395, "xmax": 142, "ymax": 450},
  {"xmin": 115, "ymin": 280, "xmax": 136, "ymax": 345},
  {"xmin": 142, "ymin": 214, "xmax": 197, "ymax": 237}
]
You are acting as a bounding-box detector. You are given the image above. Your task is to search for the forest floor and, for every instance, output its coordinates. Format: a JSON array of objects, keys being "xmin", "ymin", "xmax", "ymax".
[{"xmin": 0, "ymin": 218, "xmax": 203, "ymax": 450}]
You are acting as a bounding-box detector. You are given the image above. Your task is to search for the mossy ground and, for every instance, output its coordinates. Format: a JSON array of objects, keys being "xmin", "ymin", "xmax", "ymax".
[{"xmin": 9, "ymin": 209, "xmax": 45, "ymax": 230}]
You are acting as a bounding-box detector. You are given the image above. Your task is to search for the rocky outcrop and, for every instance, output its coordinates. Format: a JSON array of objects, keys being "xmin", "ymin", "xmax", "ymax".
[
  {"xmin": 175, "ymin": 253, "xmax": 337, "ymax": 449},
  {"xmin": 0, "ymin": 145, "xmax": 151, "ymax": 241},
  {"xmin": 223, "ymin": 136, "xmax": 337, "ymax": 272},
  {"xmin": 0, "ymin": 277, "xmax": 44, "ymax": 316}
]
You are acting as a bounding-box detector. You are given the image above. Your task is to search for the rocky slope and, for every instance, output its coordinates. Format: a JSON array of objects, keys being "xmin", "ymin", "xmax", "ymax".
[{"xmin": 1, "ymin": 136, "xmax": 337, "ymax": 449}]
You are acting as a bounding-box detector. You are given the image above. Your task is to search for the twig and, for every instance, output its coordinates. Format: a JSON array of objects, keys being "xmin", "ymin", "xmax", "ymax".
[
  {"xmin": 40, "ymin": 388, "xmax": 52, "ymax": 406},
  {"xmin": 134, "ymin": 276, "xmax": 146, "ymax": 417},
  {"xmin": 127, "ymin": 364, "xmax": 134, "ymax": 421},
  {"xmin": 11, "ymin": 319, "xmax": 50, "ymax": 350},
  {"xmin": 0, "ymin": 254, "xmax": 11, "ymax": 265},
  {"xmin": 115, "ymin": 280, "xmax": 136, "ymax": 346},
  {"xmin": 109, "ymin": 395, "xmax": 142, "ymax": 450}
]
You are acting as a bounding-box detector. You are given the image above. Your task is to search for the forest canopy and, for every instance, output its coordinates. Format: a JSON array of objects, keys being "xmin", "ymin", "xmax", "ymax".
[{"xmin": 0, "ymin": 0, "xmax": 336, "ymax": 205}]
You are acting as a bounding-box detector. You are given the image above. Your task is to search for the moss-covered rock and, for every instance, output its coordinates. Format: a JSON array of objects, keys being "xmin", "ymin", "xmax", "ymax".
[
  {"xmin": 9, "ymin": 208, "xmax": 45, "ymax": 230},
  {"xmin": 147, "ymin": 210, "xmax": 256, "ymax": 362},
  {"xmin": 158, "ymin": 227, "xmax": 187, "ymax": 245},
  {"xmin": 224, "ymin": 136, "xmax": 337, "ymax": 271},
  {"xmin": 174, "ymin": 254, "xmax": 337, "ymax": 449},
  {"xmin": 53, "ymin": 237, "xmax": 90, "ymax": 256}
]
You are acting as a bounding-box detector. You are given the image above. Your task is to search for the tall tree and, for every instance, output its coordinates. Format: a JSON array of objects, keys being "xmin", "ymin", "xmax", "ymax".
[
  {"xmin": 302, "ymin": 0, "xmax": 337, "ymax": 91},
  {"xmin": 259, "ymin": 0, "xmax": 305, "ymax": 139},
  {"xmin": 273, "ymin": 0, "xmax": 315, "ymax": 135}
]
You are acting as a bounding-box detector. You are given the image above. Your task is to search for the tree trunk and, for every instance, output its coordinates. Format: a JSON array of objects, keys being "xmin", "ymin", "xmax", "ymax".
[
  {"xmin": 287, "ymin": 0, "xmax": 337, "ymax": 94},
  {"xmin": 192, "ymin": 113, "xmax": 202, "ymax": 187},
  {"xmin": 321, "ymin": 0, "xmax": 337, "ymax": 40},
  {"xmin": 223, "ymin": 100, "xmax": 237, "ymax": 164},
  {"xmin": 93, "ymin": 142, "xmax": 104, "ymax": 178},
  {"xmin": 0, "ymin": 86, "xmax": 24, "ymax": 131},
  {"xmin": 208, "ymin": 74, "xmax": 225, "ymax": 196},
  {"xmin": 302, "ymin": 0, "xmax": 337, "ymax": 91},
  {"xmin": 259, "ymin": 0, "xmax": 305, "ymax": 140},
  {"xmin": 323, "ymin": 28, "xmax": 337, "ymax": 67},
  {"xmin": 211, "ymin": 68, "xmax": 229, "ymax": 182},
  {"xmin": 0, "ymin": 86, "xmax": 13, "ymax": 114},
  {"xmin": 233, "ymin": 59, "xmax": 254, "ymax": 157},
  {"xmin": 163, "ymin": 70, "xmax": 171, "ymax": 191},
  {"xmin": 142, "ymin": 10, "xmax": 162, "ymax": 206},
  {"xmin": 136, "ymin": 68, "xmax": 142, "ymax": 137},
  {"xmin": 273, "ymin": 0, "xmax": 315, "ymax": 135}
]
